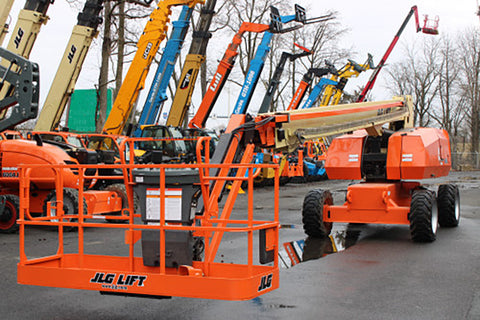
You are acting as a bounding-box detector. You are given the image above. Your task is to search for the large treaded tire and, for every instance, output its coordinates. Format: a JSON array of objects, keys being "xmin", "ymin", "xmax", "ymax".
[
  {"xmin": 409, "ymin": 189, "xmax": 438, "ymax": 242},
  {"xmin": 437, "ymin": 184, "xmax": 460, "ymax": 227},
  {"xmin": 302, "ymin": 189, "xmax": 333, "ymax": 238},
  {"xmin": 0, "ymin": 195, "xmax": 20, "ymax": 234},
  {"xmin": 43, "ymin": 188, "xmax": 87, "ymax": 232}
]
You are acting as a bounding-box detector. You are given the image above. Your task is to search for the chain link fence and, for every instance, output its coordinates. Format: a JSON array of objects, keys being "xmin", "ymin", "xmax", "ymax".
[{"xmin": 451, "ymin": 152, "xmax": 480, "ymax": 171}]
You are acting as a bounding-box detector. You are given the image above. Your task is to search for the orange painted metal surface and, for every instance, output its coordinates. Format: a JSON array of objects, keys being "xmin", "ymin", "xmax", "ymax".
[
  {"xmin": 325, "ymin": 130, "xmax": 367, "ymax": 180},
  {"xmin": 188, "ymin": 22, "xmax": 270, "ymax": 129},
  {"xmin": 17, "ymin": 156, "xmax": 280, "ymax": 300},
  {"xmin": 324, "ymin": 182, "xmax": 419, "ymax": 225},
  {"xmin": 287, "ymin": 79, "xmax": 309, "ymax": 111},
  {"xmin": 326, "ymin": 127, "xmax": 451, "ymax": 181},
  {"xmin": 387, "ymin": 128, "xmax": 451, "ymax": 180},
  {"xmin": 83, "ymin": 190, "xmax": 123, "ymax": 215},
  {"xmin": 18, "ymin": 255, "xmax": 279, "ymax": 300}
]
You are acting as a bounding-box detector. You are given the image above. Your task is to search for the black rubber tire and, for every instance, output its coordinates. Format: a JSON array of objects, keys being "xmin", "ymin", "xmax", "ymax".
[
  {"xmin": 279, "ymin": 176, "xmax": 290, "ymax": 186},
  {"xmin": 104, "ymin": 183, "xmax": 138, "ymax": 223},
  {"xmin": 0, "ymin": 195, "xmax": 20, "ymax": 234},
  {"xmin": 409, "ymin": 189, "xmax": 438, "ymax": 242},
  {"xmin": 302, "ymin": 189, "xmax": 333, "ymax": 238},
  {"xmin": 43, "ymin": 188, "xmax": 87, "ymax": 232},
  {"xmin": 437, "ymin": 184, "xmax": 460, "ymax": 227},
  {"xmin": 302, "ymin": 162, "xmax": 313, "ymax": 183},
  {"xmin": 253, "ymin": 175, "xmax": 267, "ymax": 188}
]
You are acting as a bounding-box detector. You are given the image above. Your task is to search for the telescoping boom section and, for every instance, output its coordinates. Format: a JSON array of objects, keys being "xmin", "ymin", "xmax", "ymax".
[
  {"xmin": 187, "ymin": 21, "xmax": 274, "ymax": 129},
  {"xmin": 165, "ymin": 0, "xmax": 218, "ymax": 127},
  {"xmin": 0, "ymin": 0, "xmax": 52, "ymax": 114},
  {"xmin": 357, "ymin": 6, "xmax": 439, "ymax": 103},
  {"xmin": 133, "ymin": 5, "xmax": 194, "ymax": 137},
  {"xmin": 102, "ymin": 0, "xmax": 205, "ymax": 135},
  {"xmin": 34, "ymin": 0, "xmax": 104, "ymax": 131},
  {"xmin": 0, "ymin": 0, "xmax": 15, "ymax": 45}
]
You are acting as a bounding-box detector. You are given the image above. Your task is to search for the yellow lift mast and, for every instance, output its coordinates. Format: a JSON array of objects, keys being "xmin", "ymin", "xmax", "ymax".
[
  {"xmin": 0, "ymin": 0, "xmax": 15, "ymax": 45},
  {"xmin": 102, "ymin": 0, "xmax": 205, "ymax": 135},
  {"xmin": 34, "ymin": 0, "xmax": 104, "ymax": 131},
  {"xmin": 165, "ymin": 0, "xmax": 216, "ymax": 127},
  {"xmin": 320, "ymin": 56, "xmax": 374, "ymax": 107},
  {"xmin": 0, "ymin": 0, "xmax": 53, "ymax": 107}
]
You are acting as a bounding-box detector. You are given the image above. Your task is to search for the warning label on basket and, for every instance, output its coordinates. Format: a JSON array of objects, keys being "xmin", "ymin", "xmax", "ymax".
[{"xmin": 146, "ymin": 188, "xmax": 182, "ymax": 221}]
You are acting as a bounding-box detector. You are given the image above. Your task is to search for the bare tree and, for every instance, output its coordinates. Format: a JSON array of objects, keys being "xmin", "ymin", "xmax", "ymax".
[
  {"xmin": 211, "ymin": 1, "xmax": 345, "ymax": 112},
  {"xmin": 210, "ymin": 0, "xmax": 288, "ymax": 87},
  {"xmin": 96, "ymin": 0, "xmax": 112, "ymax": 132},
  {"xmin": 114, "ymin": 0, "xmax": 126, "ymax": 99},
  {"xmin": 429, "ymin": 35, "xmax": 466, "ymax": 151},
  {"xmin": 277, "ymin": 13, "xmax": 348, "ymax": 110},
  {"xmin": 458, "ymin": 28, "xmax": 480, "ymax": 153},
  {"xmin": 386, "ymin": 40, "xmax": 441, "ymax": 127},
  {"xmin": 94, "ymin": 0, "xmax": 153, "ymax": 131}
]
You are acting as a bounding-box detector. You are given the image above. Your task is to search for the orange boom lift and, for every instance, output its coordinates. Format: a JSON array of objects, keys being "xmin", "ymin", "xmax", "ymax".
[{"xmin": 17, "ymin": 94, "xmax": 459, "ymax": 299}]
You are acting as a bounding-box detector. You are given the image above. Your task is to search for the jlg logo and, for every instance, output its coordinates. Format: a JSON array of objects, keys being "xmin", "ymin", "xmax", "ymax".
[
  {"xmin": 14, "ymin": 28, "xmax": 24, "ymax": 48},
  {"xmin": 258, "ymin": 274, "xmax": 273, "ymax": 292},
  {"xmin": 67, "ymin": 45, "xmax": 77, "ymax": 63},
  {"xmin": 90, "ymin": 272, "xmax": 147, "ymax": 287},
  {"xmin": 143, "ymin": 42, "xmax": 153, "ymax": 59},
  {"xmin": 209, "ymin": 72, "xmax": 222, "ymax": 92},
  {"xmin": 180, "ymin": 69, "xmax": 194, "ymax": 89}
]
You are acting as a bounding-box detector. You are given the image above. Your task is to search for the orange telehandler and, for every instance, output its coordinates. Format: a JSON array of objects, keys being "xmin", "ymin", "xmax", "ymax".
[{"xmin": 17, "ymin": 94, "xmax": 459, "ymax": 299}]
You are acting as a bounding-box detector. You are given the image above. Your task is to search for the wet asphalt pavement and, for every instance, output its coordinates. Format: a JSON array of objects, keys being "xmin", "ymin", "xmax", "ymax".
[{"xmin": 1, "ymin": 171, "xmax": 479, "ymax": 319}]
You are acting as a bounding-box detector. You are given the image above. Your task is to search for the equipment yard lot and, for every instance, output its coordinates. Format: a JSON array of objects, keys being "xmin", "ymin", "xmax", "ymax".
[{"xmin": 2, "ymin": 170, "xmax": 479, "ymax": 320}]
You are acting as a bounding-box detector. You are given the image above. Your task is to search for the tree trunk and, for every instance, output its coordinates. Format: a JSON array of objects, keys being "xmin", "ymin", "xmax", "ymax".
[
  {"xmin": 96, "ymin": 0, "xmax": 112, "ymax": 132},
  {"xmin": 115, "ymin": 0, "xmax": 125, "ymax": 99},
  {"xmin": 201, "ymin": 59, "xmax": 207, "ymax": 98}
]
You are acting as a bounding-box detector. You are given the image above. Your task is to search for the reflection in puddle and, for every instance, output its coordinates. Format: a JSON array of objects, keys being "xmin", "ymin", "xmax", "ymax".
[
  {"xmin": 279, "ymin": 223, "xmax": 361, "ymax": 268},
  {"xmin": 279, "ymin": 224, "xmax": 298, "ymax": 229}
]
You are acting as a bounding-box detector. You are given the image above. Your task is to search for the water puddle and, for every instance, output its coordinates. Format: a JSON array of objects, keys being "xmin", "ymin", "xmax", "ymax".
[
  {"xmin": 278, "ymin": 223, "xmax": 363, "ymax": 268},
  {"xmin": 279, "ymin": 224, "xmax": 298, "ymax": 229}
]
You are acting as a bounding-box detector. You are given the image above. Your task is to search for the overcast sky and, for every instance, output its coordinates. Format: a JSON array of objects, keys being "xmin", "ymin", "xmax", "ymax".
[{"xmin": 6, "ymin": 0, "xmax": 480, "ymax": 127}]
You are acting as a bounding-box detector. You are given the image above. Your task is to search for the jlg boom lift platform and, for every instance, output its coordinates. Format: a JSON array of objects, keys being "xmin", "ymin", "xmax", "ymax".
[{"xmin": 17, "ymin": 95, "xmax": 459, "ymax": 300}]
